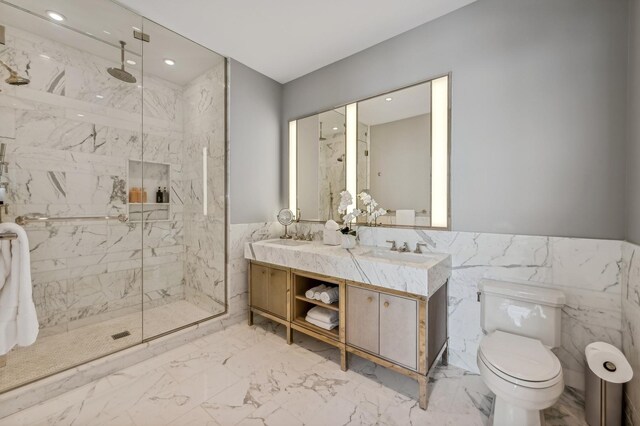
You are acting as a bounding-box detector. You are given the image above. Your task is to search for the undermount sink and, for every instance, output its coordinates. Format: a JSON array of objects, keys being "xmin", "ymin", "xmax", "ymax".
[
  {"xmin": 362, "ymin": 249, "xmax": 436, "ymax": 264},
  {"xmin": 267, "ymin": 239, "xmax": 310, "ymax": 247}
]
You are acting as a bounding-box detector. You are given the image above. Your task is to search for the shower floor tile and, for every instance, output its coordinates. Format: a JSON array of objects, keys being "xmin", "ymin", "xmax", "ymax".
[
  {"xmin": 0, "ymin": 319, "xmax": 588, "ymax": 426},
  {"xmin": 0, "ymin": 300, "xmax": 212, "ymax": 394}
]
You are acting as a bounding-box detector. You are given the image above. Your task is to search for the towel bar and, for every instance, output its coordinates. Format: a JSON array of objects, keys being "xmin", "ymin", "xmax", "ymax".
[
  {"xmin": 0, "ymin": 232, "xmax": 16, "ymax": 240},
  {"xmin": 15, "ymin": 214, "xmax": 129, "ymax": 225}
]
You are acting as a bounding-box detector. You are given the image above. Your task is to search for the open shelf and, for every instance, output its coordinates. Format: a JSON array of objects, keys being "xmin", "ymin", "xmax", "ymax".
[
  {"xmin": 294, "ymin": 295, "xmax": 339, "ymax": 312},
  {"xmin": 293, "ymin": 316, "xmax": 339, "ymax": 339}
]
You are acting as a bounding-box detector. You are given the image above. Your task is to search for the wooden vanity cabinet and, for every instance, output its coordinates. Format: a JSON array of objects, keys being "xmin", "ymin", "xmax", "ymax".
[
  {"xmin": 346, "ymin": 286, "xmax": 418, "ymax": 370},
  {"xmin": 248, "ymin": 260, "xmax": 449, "ymax": 411},
  {"xmin": 248, "ymin": 262, "xmax": 291, "ymax": 341}
]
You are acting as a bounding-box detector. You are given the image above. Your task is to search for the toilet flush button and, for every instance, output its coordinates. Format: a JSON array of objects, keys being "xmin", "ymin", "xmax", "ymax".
[{"xmin": 603, "ymin": 361, "xmax": 617, "ymax": 372}]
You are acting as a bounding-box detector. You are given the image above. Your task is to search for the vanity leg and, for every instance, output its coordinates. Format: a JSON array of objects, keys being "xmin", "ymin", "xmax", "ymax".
[
  {"xmin": 441, "ymin": 343, "xmax": 449, "ymax": 366},
  {"xmin": 418, "ymin": 375, "xmax": 428, "ymax": 410},
  {"xmin": 340, "ymin": 348, "xmax": 348, "ymax": 371},
  {"xmin": 248, "ymin": 310, "xmax": 254, "ymax": 326},
  {"xmin": 286, "ymin": 325, "xmax": 293, "ymax": 345}
]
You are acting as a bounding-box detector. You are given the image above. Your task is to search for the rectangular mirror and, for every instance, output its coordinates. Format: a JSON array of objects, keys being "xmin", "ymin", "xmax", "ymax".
[
  {"xmin": 357, "ymin": 81, "xmax": 432, "ymax": 226},
  {"xmin": 289, "ymin": 74, "xmax": 450, "ymax": 229}
]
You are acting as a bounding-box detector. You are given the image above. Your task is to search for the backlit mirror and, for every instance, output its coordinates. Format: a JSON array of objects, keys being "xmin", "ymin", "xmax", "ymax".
[{"xmin": 289, "ymin": 74, "xmax": 450, "ymax": 229}]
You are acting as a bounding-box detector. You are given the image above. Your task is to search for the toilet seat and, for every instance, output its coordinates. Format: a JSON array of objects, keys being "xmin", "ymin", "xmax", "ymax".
[{"xmin": 479, "ymin": 331, "xmax": 562, "ymax": 389}]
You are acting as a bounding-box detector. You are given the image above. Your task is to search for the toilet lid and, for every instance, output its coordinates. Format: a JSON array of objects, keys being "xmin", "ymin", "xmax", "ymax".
[{"xmin": 479, "ymin": 331, "xmax": 561, "ymax": 383}]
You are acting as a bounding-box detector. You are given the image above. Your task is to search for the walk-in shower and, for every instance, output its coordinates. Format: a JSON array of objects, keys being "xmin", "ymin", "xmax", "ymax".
[{"xmin": 0, "ymin": 0, "xmax": 227, "ymax": 394}]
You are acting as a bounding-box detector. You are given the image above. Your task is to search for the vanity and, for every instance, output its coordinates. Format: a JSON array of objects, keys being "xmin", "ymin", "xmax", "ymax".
[{"xmin": 245, "ymin": 239, "xmax": 451, "ymax": 409}]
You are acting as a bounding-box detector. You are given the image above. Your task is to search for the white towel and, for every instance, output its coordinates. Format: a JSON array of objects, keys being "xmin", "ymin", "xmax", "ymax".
[
  {"xmin": 395, "ymin": 210, "xmax": 416, "ymax": 226},
  {"xmin": 319, "ymin": 287, "xmax": 339, "ymax": 305},
  {"xmin": 306, "ymin": 306, "xmax": 338, "ymax": 323},
  {"xmin": 305, "ymin": 316, "xmax": 338, "ymax": 331},
  {"xmin": 305, "ymin": 284, "xmax": 327, "ymax": 300},
  {"xmin": 0, "ymin": 223, "xmax": 38, "ymax": 355}
]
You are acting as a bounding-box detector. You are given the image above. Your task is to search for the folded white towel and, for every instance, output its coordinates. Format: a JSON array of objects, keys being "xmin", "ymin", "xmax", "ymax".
[
  {"xmin": 305, "ymin": 316, "xmax": 338, "ymax": 330},
  {"xmin": 305, "ymin": 284, "xmax": 327, "ymax": 300},
  {"xmin": 319, "ymin": 287, "xmax": 339, "ymax": 304},
  {"xmin": 396, "ymin": 209, "xmax": 416, "ymax": 226},
  {"xmin": 0, "ymin": 223, "xmax": 38, "ymax": 355},
  {"xmin": 313, "ymin": 285, "xmax": 328, "ymax": 300},
  {"xmin": 307, "ymin": 306, "xmax": 338, "ymax": 323}
]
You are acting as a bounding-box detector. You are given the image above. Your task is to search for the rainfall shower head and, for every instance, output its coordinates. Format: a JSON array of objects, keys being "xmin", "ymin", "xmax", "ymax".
[
  {"xmin": 107, "ymin": 41, "xmax": 137, "ymax": 84},
  {"xmin": 0, "ymin": 60, "xmax": 30, "ymax": 86}
]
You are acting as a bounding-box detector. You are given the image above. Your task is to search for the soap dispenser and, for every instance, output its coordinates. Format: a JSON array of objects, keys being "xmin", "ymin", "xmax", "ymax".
[
  {"xmin": 162, "ymin": 187, "xmax": 169, "ymax": 203},
  {"xmin": 156, "ymin": 187, "xmax": 163, "ymax": 203}
]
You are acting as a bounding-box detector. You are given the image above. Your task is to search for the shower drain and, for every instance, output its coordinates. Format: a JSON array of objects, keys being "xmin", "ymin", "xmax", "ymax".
[{"xmin": 111, "ymin": 331, "xmax": 131, "ymax": 340}]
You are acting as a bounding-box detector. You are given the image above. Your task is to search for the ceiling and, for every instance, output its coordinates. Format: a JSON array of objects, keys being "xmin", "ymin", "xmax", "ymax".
[
  {"xmin": 116, "ymin": 0, "xmax": 476, "ymax": 83},
  {"xmin": 2, "ymin": 0, "xmax": 223, "ymax": 86}
]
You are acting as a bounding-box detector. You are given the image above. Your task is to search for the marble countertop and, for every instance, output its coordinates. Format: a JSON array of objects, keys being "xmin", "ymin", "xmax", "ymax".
[{"xmin": 244, "ymin": 239, "xmax": 451, "ymax": 298}]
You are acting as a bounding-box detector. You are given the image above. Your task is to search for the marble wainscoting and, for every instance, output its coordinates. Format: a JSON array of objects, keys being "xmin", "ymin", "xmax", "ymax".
[
  {"xmin": 621, "ymin": 241, "xmax": 640, "ymax": 425},
  {"xmin": 355, "ymin": 227, "xmax": 622, "ymax": 391},
  {"xmin": 0, "ymin": 23, "xmax": 187, "ymax": 335}
]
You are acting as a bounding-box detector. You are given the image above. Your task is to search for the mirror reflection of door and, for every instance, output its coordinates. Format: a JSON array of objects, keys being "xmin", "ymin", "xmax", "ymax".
[
  {"xmin": 297, "ymin": 108, "xmax": 346, "ymax": 222},
  {"xmin": 357, "ymin": 82, "xmax": 432, "ymax": 227}
]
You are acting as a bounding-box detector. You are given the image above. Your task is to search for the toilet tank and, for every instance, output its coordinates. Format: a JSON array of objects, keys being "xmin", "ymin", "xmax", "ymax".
[{"xmin": 479, "ymin": 279, "xmax": 565, "ymax": 348}]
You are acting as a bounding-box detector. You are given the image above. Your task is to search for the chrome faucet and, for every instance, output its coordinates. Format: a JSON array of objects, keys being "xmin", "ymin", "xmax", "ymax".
[
  {"xmin": 386, "ymin": 240, "xmax": 397, "ymax": 251},
  {"xmin": 414, "ymin": 242, "xmax": 429, "ymax": 254},
  {"xmin": 398, "ymin": 242, "xmax": 410, "ymax": 252}
]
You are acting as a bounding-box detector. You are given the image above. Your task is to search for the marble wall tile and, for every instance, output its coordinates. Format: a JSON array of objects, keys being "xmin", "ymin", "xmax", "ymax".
[{"xmin": 354, "ymin": 226, "xmax": 623, "ymax": 390}]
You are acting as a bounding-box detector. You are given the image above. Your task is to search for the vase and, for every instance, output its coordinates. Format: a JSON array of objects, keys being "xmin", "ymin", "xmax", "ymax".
[{"xmin": 341, "ymin": 234, "xmax": 356, "ymax": 249}]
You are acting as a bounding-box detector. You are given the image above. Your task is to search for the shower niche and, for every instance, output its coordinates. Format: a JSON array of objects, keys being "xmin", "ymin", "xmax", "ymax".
[{"xmin": 127, "ymin": 159, "xmax": 171, "ymax": 222}]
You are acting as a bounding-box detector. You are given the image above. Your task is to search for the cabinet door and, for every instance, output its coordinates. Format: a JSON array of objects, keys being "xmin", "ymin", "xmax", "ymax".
[
  {"xmin": 379, "ymin": 294, "xmax": 418, "ymax": 370},
  {"xmin": 268, "ymin": 268, "xmax": 288, "ymax": 319},
  {"xmin": 346, "ymin": 286, "xmax": 379, "ymax": 354},
  {"xmin": 250, "ymin": 263, "xmax": 269, "ymax": 312}
]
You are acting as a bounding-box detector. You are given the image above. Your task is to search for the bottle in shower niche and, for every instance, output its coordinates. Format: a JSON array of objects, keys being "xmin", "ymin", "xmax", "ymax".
[
  {"xmin": 156, "ymin": 187, "xmax": 163, "ymax": 203},
  {"xmin": 163, "ymin": 187, "xmax": 169, "ymax": 203}
]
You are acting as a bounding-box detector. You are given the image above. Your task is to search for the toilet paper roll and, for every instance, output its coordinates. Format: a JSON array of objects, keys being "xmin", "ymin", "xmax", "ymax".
[{"xmin": 585, "ymin": 342, "xmax": 633, "ymax": 383}]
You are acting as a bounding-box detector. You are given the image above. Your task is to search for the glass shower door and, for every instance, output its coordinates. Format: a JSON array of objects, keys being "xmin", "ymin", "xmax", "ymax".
[{"xmin": 0, "ymin": 0, "xmax": 144, "ymax": 392}]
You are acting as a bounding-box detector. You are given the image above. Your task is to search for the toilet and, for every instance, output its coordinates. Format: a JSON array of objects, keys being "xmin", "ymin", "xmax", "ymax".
[{"xmin": 477, "ymin": 279, "xmax": 566, "ymax": 426}]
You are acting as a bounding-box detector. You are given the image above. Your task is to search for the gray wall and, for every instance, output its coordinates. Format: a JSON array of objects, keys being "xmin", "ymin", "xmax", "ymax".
[
  {"xmin": 283, "ymin": 0, "xmax": 629, "ymax": 239},
  {"xmin": 628, "ymin": 0, "xmax": 640, "ymax": 244},
  {"xmin": 229, "ymin": 59, "xmax": 283, "ymax": 224}
]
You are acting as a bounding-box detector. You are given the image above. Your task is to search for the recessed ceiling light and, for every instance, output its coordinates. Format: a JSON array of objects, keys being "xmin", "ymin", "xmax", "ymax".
[
  {"xmin": 137, "ymin": 84, "xmax": 142, "ymax": 89},
  {"xmin": 332, "ymin": 127, "xmax": 338, "ymax": 131},
  {"xmin": 95, "ymin": 94, "xmax": 104, "ymax": 99},
  {"xmin": 77, "ymin": 113, "xmax": 85, "ymax": 117},
  {"xmin": 385, "ymin": 97, "xmax": 393, "ymax": 102},
  {"xmin": 46, "ymin": 10, "xmax": 66, "ymax": 22},
  {"xmin": 39, "ymin": 54, "xmax": 51, "ymax": 60},
  {"xmin": 103, "ymin": 30, "xmax": 111, "ymax": 35},
  {"xmin": 163, "ymin": 58, "xmax": 175, "ymax": 66},
  {"xmin": 126, "ymin": 59, "xmax": 136, "ymax": 65}
]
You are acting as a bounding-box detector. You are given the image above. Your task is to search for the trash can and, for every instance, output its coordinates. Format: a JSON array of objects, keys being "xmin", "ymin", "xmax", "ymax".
[{"xmin": 584, "ymin": 342, "xmax": 633, "ymax": 426}]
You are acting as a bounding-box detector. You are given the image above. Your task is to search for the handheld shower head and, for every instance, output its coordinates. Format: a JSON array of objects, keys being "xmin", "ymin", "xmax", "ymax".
[{"xmin": 0, "ymin": 60, "xmax": 30, "ymax": 86}]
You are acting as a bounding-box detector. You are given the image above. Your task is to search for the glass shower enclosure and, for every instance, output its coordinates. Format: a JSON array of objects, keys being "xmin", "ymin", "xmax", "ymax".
[{"xmin": 0, "ymin": 0, "xmax": 227, "ymax": 393}]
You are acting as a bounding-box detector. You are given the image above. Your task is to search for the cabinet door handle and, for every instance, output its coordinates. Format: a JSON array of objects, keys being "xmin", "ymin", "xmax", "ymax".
[{"xmin": 383, "ymin": 301, "xmax": 389, "ymax": 308}]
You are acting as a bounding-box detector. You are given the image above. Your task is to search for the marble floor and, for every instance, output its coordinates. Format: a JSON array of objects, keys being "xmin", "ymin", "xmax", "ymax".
[
  {"xmin": 0, "ymin": 300, "xmax": 213, "ymax": 393},
  {"xmin": 0, "ymin": 318, "xmax": 588, "ymax": 425}
]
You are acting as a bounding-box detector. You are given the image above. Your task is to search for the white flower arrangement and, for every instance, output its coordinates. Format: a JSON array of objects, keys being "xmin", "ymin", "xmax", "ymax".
[
  {"xmin": 337, "ymin": 190, "xmax": 362, "ymax": 235},
  {"xmin": 358, "ymin": 191, "xmax": 387, "ymax": 225}
]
